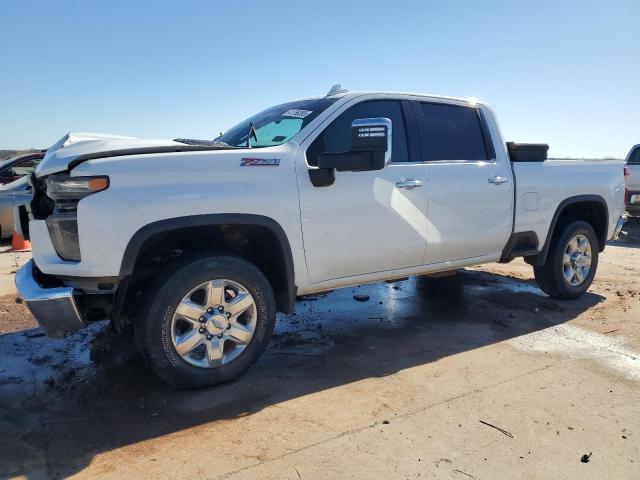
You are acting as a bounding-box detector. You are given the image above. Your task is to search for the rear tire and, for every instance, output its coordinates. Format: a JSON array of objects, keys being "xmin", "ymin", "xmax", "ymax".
[
  {"xmin": 136, "ymin": 254, "xmax": 276, "ymax": 389},
  {"xmin": 534, "ymin": 220, "xmax": 599, "ymax": 299}
]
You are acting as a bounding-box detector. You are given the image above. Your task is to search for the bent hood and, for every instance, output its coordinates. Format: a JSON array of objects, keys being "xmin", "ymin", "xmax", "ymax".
[{"xmin": 36, "ymin": 133, "xmax": 183, "ymax": 177}]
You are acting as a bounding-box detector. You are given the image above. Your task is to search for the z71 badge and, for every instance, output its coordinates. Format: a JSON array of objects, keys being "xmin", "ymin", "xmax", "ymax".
[{"xmin": 241, "ymin": 157, "xmax": 280, "ymax": 166}]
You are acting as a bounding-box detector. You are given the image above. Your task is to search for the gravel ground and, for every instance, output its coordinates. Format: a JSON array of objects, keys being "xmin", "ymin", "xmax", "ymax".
[{"xmin": 0, "ymin": 220, "xmax": 639, "ymax": 479}]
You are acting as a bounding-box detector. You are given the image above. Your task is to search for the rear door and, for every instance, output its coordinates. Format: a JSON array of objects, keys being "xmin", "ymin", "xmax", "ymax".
[{"xmin": 415, "ymin": 101, "xmax": 513, "ymax": 264}]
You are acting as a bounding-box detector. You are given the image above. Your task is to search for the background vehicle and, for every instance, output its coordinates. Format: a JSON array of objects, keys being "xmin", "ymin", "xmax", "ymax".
[
  {"xmin": 0, "ymin": 151, "xmax": 43, "ymax": 185},
  {"xmin": 0, "ymin": 177, "xmax": 32, "ymax": 238},
  {"xmin": 16, "ymin": 89, "xmax": 627, "ymax": 388},
  {"xmin": 626, "ymin": 145, "xmax": 640, "ymax": 216}
]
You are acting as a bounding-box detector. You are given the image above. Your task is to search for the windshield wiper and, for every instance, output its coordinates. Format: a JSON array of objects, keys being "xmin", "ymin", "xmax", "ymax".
[{"xmin": 246, "ymin": 122, "xmax": 258, "ymax": 148}]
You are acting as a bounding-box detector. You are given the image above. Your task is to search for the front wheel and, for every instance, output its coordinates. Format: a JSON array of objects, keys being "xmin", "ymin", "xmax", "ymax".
[
  {"xmin": 136, "ymin": 254, "xmax": 276, "ymax": 388},
  {"xmin": 533, "ymin": 220, "xmax": 599, "ymax": 299}
]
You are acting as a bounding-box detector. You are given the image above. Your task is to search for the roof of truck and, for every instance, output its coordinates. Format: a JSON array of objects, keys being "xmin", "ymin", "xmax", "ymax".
[{"xmin": 319, "ymin": 89, "xmax": 480, "ymax": 107}]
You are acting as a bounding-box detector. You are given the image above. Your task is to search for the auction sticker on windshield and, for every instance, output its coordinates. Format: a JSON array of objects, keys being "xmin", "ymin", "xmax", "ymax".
[{"xmin": 282, "ymin": 109, "xmax": 313, "ymax": 119}]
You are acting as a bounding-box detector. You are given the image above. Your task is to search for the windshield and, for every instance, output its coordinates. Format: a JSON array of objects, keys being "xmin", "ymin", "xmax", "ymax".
[{"xmin": 215, "ymin": 97, "xmax": 339, "ymax": 148}]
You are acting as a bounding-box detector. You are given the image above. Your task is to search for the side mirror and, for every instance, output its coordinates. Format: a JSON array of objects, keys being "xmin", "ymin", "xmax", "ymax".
[{"xmin": 317, "ymin": 117, "xmax": 392, "ymax": 172}]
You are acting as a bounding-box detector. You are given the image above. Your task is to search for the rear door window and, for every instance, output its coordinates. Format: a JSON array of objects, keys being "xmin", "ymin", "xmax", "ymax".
[{"xmin": 419, "ymin": 103, "xmax": 488, "ymax": 161}]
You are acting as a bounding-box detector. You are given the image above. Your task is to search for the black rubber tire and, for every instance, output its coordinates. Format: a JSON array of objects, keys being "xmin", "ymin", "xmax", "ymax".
[
  {"xmin": 533, "ymin": 220, "xmax": 599, "ymax": 299},
  {"xmin": 136, "ymin": 254, "xmax": 276, "ymax": 389}
]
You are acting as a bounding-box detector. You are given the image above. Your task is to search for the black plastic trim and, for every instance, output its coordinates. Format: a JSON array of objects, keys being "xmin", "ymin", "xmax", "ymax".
[
  {"xmin": 68, "ymin": 145, "xmax": 235, "ymax": 170},
  {"xmin": 506, "ymin": 142, "xmax": 548, "ymax": 162},
  {"xmin": 526, "ymin": 195, "xmax": 609, "ymax": 267},
  {"xmin": 401, "ymin": 100, "xmax": 422, "ymax": 162},
  {"xmin": 500, "ymin": 231, "xmax": 539, "ymax": 263},
  {"xmin": 119, "ymin": 214, "xmax": 296, "ymax": 314},
  {"xmin": 309, "ymin": 168, "xmax": 335, "ymax": 187},
  {"xmin": 477, "ymin": 109, "xmax": 496, "ymax": 160}
]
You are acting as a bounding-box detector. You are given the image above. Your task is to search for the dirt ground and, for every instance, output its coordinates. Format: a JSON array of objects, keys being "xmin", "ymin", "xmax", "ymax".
[{"xmin": 0, "ymin": 220, "xmax": 639, "ymax": 480}]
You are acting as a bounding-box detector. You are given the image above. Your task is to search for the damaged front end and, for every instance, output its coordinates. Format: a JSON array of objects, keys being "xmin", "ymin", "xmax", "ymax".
[{"xmin": 17, "ymin": 172, "xmax": 120, "ymax": 337}]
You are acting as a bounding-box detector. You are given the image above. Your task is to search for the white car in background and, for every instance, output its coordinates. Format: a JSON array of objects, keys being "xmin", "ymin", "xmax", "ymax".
[
  {"xmin": 0, "ymin": 177, "xmax": 34, "ymax": 239},
  {"xmin": 16, "ymin": 87, "xmax": 627, "ymax": 388},
  {"xmin": 0, "ymin": 152, "xmax": 44, "ymax": 238}
]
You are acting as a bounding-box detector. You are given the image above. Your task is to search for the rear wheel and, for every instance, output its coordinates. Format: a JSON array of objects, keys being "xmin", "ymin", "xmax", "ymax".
[
  {"xmin": 136, "ymin": 254, "xmax": 276, "ymax": 388},
  {"xmin": 534, "ymin": 220, "xmax": 599, "ymax": 299}
]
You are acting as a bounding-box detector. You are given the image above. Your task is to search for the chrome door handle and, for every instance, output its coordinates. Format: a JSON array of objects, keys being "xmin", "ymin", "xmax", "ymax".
[
  {"xmin": 488, "ymin": 175, "xmax": 508, "ymax": 184},
  {"xmin": 396, "ymin": 179, "xmax": 423, "ymax": 189}
]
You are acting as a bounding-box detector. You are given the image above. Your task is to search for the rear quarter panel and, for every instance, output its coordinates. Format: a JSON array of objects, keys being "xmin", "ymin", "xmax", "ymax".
[{"xmin": 513, "ymin": 159, "xmax": 626, "ymax": 247}]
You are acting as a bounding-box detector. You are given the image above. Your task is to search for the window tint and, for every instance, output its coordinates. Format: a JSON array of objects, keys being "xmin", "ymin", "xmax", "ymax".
[
  {"xmin": 628, "ymin": 147, "xmax": 640, "ymax": 165},
  {"xmin": 307, "ymin": 100, "xmax": 408, "ymax": 166},
  {"xmin": 419, "ymin": 103, "xmax": 488, "ymax": 161}
]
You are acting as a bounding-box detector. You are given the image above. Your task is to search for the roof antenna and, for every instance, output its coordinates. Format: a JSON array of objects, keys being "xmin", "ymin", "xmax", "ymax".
[{"xmin": 326, "ymin": 84, "xmax": 348, "ymax": 96}]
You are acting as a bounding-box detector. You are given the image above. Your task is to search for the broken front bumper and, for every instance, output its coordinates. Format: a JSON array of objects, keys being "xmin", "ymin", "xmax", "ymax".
[{"xmin": 15, "ymin": 260, "xmax": 85, "ymax": 338}]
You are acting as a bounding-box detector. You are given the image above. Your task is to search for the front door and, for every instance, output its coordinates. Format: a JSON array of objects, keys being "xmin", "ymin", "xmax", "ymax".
[{"xmin": 295, "ymin": 99, "xmax": 428, "ymax": 284}]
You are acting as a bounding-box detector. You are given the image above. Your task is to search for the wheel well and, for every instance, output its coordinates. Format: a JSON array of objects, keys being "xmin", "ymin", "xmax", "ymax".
[
  {"xmin": 120, "ymin": 220, "xmax": 295, "ymax": 318},
  {"xmin": 525, "ymin": 197, "xmax": 608, "ymax": 266},
  {"xmin": 553, "ymin": 200, "xmax": 607, "ymax": 250}
]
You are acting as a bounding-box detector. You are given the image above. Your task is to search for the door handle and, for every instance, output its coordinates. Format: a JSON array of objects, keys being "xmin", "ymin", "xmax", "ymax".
[
  {"xmin": 488, "ymin": 175, "xmax": 508, "ymax": 185},
  {"xmin": 396, "ymin": 179, "xmax": 423, "ymax": 189}
]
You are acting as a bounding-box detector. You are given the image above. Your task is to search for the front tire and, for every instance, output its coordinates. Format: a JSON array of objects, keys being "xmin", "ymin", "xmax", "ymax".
[
  {"xmin": 533, "ymin": 220, "xmax": 599, "ymax": 299},
  {"xmin": 136, "ymin": 254, "xmax": 276, "ymax": 388}
]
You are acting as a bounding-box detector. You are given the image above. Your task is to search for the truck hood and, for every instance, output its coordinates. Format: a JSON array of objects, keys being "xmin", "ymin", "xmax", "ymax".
[
  {"xmin": 36, "ymin": 133, "xmax": 182, "ymax": 177},
  {"xmin": 36, "ymin": 133, "xmax": 233, "ymax": 177}
]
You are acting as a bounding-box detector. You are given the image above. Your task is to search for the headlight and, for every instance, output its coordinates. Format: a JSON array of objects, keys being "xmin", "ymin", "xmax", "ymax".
[
  {"xmin": 45, "ymin": 175, "xmax": 109, "ymax": 201},
  {"xmin": 45, "ymin": 174, "xmax": 109, "ymax": 261}
]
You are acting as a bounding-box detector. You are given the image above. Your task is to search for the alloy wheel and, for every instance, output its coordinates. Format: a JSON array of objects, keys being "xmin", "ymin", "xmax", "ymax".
[
  {"xmin": 562, "ymin": 234, "xmax": 592, "ymax": 286},
  {"xmin": 170, "ymin": 279, "xmax": 257, "ymax": 368}
]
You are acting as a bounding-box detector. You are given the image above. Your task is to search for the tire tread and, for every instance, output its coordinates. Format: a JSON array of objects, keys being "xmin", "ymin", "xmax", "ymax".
[{"xmin": 533, "ymin": 220, "xmax": 599, "ymax": 299}]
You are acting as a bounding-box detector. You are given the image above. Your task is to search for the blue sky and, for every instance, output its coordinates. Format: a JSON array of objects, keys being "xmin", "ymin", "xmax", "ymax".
[{"xmin": 1, "ymin": 0, "xmax": 638, "ymax": 158}]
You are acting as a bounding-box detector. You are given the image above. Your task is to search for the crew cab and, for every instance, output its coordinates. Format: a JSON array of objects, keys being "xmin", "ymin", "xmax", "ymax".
[{"xmin": 16, "ymin": 87, "xmax": 627, "ymax": 388}]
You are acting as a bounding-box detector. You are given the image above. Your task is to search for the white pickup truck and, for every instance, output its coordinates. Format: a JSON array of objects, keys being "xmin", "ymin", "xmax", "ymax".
[
  {"xmin": 625, "ymin": 144, "xmax": 640, "ymax": 216},
  {"xmin": 16, "ymin": 87, "xmax": 627, "ymax": 388}
]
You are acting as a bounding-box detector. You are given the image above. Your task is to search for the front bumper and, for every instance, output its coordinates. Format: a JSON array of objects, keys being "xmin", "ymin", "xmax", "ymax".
[{"xmin": 15, "ymin": 260, "xmax": 85, "ymax": 338}]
